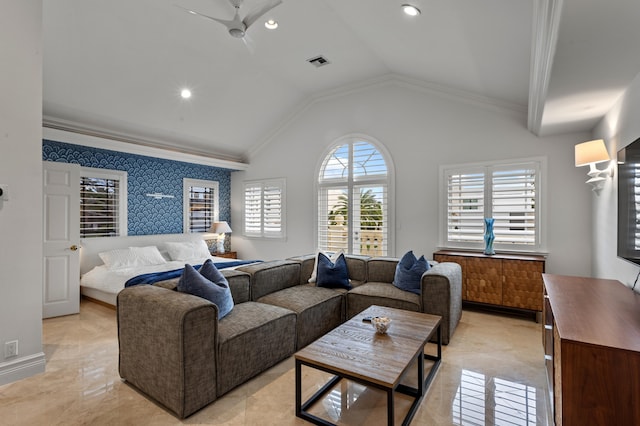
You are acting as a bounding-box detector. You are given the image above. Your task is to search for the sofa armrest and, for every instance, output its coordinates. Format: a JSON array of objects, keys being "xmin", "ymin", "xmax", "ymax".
[
  {"xmin": 420, "ymin": 262, "xmax": 462, "ymax": 345},
  {"xmin": 117, "ymin": 285, "xmax": 218, "ymax": 418}
]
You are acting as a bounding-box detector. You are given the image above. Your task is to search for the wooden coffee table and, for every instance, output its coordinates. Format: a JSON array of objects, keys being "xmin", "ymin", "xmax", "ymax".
[{"xmin": 295, "ymin": 305, "xmax": 442, "ymax": 425}]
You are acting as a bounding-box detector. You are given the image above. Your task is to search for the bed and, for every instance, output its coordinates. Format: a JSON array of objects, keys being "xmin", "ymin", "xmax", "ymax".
[{"xmin": 79, "ymin": 233, "xmax": 257, "ymax": 307}]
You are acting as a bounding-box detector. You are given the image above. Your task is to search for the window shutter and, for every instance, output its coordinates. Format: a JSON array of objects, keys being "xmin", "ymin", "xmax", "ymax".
[
  {"xmin": 317, "ymin": 139, "xmax": 390, "ymax": 255},
  {"xmin": 243, "ymin": 179, "xmax": 285, "ymax": 238},
  {"xmin": 263, "ymin": 184, "xmax": 282, "ymax": 236},
  {"xmin": 80, "ymin": 176, "xmax": 121, "ymax": 238},
  {"xmin": 188, "ymin": 185, "xmax": 214, "ymax": 233},
  {"xmin": 442, "ymin": 159, "xmax": 543, "ymax": 251},
  {"xmin": 446, "ymin": 170, "xmax": 485, "ymax": 243},
  {"xmin": 183, "ymin": 179, "xmax": 219, "ymax": 233},
  {"xmin": 244, "ymin": 184, "xmax": 262, "ymax": 236},
  {"xmin": 492, "ymin": 165, "xmax": 537, "ymax": 245}
]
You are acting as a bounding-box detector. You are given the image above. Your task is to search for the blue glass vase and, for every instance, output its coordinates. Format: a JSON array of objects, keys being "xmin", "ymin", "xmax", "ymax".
[{"xmin": 484, "ymin": 218, "xmax": 495, "ymax": 255}]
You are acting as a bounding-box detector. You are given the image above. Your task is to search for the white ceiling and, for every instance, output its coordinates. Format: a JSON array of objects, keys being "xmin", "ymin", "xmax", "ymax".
[{"xmin": 42, "ymin": 0, "xmax": 640, "ymax": 163}]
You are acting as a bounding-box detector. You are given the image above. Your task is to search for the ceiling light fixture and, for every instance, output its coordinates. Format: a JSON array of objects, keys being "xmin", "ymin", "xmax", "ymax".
[
  {"xmin": 265, "ymin": 19, "xmax": 278, "ymax": 30},
  {"xmin": 402, "ymin": 4, "xmax": 421, "ymax": 16},
  {"xmin": 180, "ymin": 88, "xmax": 192, "ymax": 99}
]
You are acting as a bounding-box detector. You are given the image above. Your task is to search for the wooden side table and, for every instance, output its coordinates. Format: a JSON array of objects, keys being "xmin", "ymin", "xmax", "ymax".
[{"xmin": 212, "ymin": 251, "xmax": 237, "ymax": 259}]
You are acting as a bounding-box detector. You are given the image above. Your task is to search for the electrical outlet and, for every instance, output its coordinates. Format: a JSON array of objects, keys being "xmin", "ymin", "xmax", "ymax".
[{"xmin": 5, "ymin": 340, "xmax": 18, "ymax": 358}]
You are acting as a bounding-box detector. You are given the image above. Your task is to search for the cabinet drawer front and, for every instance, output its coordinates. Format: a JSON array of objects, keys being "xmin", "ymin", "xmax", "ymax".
[
  {"xmin": 502, "ymin": 259, "xmax": 543, "ymax": 310},
  {"xmin": 466, "ymin": 257, "xmax": 502, "ymax": 305}
]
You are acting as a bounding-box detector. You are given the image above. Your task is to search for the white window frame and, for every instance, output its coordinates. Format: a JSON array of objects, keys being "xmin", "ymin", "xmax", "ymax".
[
  {"xmin": 243, "ymin": 178, "xmax": 286, "ymax": 239},
  {"xmin": 439, "ymin": 157, "xmax": 547, "ymax": 253},
  {"xmin": 80, "ymin": 166, "xmax": 128, "ymax": 238},
  {"xmin": 183, "ymin": 178, "xmax": 219, "ymax": 233},
  {"xmin": 315, "ymin": 134, "xmax": 395, "ymax": 256}
]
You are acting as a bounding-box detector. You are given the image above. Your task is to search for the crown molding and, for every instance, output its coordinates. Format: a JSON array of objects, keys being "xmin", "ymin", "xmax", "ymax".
[
  {"xmin": 528, "ymin": 0, "xmax": 564, "ymax": 136},
  {"xmin": 43, "ymin": 120, "xmax": 249, "ymax": 171},
  {"xmin": 247, "ymin": 73, "xmax": 528, "ymax": 161}
]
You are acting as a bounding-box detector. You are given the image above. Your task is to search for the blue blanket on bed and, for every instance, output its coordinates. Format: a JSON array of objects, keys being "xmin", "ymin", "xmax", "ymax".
[{"xmin": 124, "ymin": 260, "xmax": 260, "ymax": 287}]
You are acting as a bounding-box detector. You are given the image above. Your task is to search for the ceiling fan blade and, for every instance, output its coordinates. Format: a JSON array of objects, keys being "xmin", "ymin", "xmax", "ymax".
[
  {"xmin": 177, "ymin": 5, "xmax": 236, "ymax": 29},
  {"xmin": 243, "ymin": 0, "xmax": 282, "ymax": 30},
  {"xmin": 241, "ymin": 33, "xmax": 256, "ymax": 54}
]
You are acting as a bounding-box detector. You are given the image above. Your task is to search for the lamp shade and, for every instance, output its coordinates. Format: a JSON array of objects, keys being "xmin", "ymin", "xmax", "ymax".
[
  {"xmin": 209, "ymin": 221, "xmax": 232, "ymax": 234},
  {"xmin": 575, "ymin": 139, "xmax": 610, "ymax": 167}
]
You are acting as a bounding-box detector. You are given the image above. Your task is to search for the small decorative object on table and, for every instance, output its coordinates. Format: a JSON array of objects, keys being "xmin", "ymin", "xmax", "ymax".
[
  {"xmin": 371, "ymin": 316, "xmax": 391, "ymax": 334},
  {"xmin": 484, "ymin": 217, "xmax": 495, "ymax": 255}
]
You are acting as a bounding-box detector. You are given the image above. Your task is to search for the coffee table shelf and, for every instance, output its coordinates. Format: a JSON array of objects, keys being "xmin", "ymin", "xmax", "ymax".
[{"xmin": 295, "ymin": 305, "xmax": 442, "ymax": 426}]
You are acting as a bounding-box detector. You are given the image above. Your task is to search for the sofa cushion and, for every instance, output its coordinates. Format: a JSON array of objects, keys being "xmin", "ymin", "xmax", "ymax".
[
  {"xmin": 177, "ymin": 263, "xmax": 234, "ymax": 319},
  {"xmin": 346, "ymin": 281, "xmax": 421, "ymax": 318},
  {"xmin": 393, "ymin": 250, "xmax": 430, "ymax": 295},
  {"xmin": 316, "ymin": 252, "xmax": 352, "ymax": 290},
  {"xmin": 257, "ymin": 284, "xmax": 344, "ymax": 349},
  {"xmin": 216, "ymin": 302, "xmax": 296, "ymax": 395},
  {"xmin": 238, "ymin": 260, "xmax": 301, "ymax": 301}
]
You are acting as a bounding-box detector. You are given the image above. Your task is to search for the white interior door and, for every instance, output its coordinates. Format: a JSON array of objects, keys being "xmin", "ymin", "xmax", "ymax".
[{"xmin": 43, "ymin": 161, "xmax": 80, "ymax": 318}]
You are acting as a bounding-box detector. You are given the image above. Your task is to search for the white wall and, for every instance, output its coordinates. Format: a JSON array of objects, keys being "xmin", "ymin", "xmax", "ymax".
[
  {"xmin": 0, "ymin": 0, "xmax": 45, "ymax": 385},
  {"xmin": 231, "ymin": 79, "xmax": 593, "ymax": 276},
  {"xmin": 592, "ymin": 72, "xmax": 640, "ymax": 287}
]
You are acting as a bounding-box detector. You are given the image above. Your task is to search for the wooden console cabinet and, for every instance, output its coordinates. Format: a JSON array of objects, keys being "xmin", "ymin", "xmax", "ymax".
[
  {"xmin": 211, "ymin": 251, "xmax": 237, "ymax": 259},
  {"xmin": 433, "ymin": 250, "xmax": 545, "ymax": 314},
  {"xmin": 543, "ymin": 274, "xmax": 640, "ymax": 425}
]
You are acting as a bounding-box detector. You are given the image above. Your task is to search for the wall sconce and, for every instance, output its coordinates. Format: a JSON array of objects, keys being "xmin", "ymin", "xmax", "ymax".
[
  {"xmin": 208, "ymin": 221, "xmax": 232, "ymax": 254},
  {"xmin": 575, "ymin": 139, "xmax": 612, "ymax": 191}
]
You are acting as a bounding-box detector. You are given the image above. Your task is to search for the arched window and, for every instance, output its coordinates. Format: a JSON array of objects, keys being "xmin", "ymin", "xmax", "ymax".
[{"xmin": 316, "ymin": 136, "xmax": 393, "ymax": 256}]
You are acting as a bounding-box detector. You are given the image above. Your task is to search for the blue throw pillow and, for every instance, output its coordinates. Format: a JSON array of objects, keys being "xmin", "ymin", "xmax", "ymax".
[
  {"xmin": 198, "ymin": 258, "xmax": 227, "ymax": 285},
  {"xmin": 393, "ymin": 250, "xmax": 430, "ymax": 295},
  {"xmin": 316, "ymin": 252, "xmax": 352, "ymax": 290},
  {"xmin": 177, "ymin": 262, "xmax": 234, "ymax": 319}
]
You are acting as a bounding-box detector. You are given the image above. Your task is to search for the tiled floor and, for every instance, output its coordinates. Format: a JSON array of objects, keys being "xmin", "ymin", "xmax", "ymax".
[{"xmin": 0, "ymin": 300, "xmax": 549, "ymax": 425}]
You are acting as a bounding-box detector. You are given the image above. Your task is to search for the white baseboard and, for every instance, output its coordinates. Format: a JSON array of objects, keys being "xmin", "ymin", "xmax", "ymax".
[{"xmin": 0, "ymin": 352, "xmax": 46, "ymax": 386}]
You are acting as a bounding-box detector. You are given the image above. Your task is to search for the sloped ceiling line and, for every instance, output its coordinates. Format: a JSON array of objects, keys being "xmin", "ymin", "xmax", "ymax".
[{"xmin": 247, "ymin": 73, "xmax": 529, "ymax": 161}]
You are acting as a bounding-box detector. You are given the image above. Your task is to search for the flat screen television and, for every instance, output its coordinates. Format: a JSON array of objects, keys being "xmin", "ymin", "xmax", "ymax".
[{"xmin": 618, "ymin": 137, "xmax": 640, "ymax": 265}]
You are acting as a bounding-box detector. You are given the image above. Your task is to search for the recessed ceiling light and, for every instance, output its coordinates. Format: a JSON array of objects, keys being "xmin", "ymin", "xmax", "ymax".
[
  {"xmin": 265, "ymin": 19, "xmax": 278, "ymax": 30},
  {"xmin": 180, "ymin": 88, "xmax": 192, "ymax": 99},
  {"xmin": 402, "ymin": 4, "xmax": 421, "ymax": 16}
]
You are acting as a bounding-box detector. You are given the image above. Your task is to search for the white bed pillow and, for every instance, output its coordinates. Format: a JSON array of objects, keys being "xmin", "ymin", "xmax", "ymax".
[
  {"xmin": 164, "ymin": 240, "xmax": 211, "ymax": 261},
  {"xmin": 98, "ymin": 246, "xmax": 167, "ymax": 270},
  {"xmin": 308, "ymin": 250, "xmax": 344, "ymax": 283}
]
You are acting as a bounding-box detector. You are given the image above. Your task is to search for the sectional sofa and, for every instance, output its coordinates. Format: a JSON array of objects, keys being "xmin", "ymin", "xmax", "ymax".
[{"xmin": 117, "ymin": 254, "xmax": 462, "ymax": 418}]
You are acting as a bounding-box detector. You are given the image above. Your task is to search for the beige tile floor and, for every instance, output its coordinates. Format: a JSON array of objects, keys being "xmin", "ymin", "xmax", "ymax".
[{"xmin": 0, "ymin": 300, "xmax": 549, "ymax": 425}]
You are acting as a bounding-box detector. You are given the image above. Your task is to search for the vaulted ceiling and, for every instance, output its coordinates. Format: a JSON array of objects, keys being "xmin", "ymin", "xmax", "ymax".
[{"xmin": 42, "ymin": 0, "xmax": 640, "ymax": 163}]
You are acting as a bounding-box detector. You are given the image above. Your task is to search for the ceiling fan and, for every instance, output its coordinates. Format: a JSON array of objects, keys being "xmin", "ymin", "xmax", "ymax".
[{"xmin": 180, "ymin": 0, "xmax": 283, "ymax": 39}]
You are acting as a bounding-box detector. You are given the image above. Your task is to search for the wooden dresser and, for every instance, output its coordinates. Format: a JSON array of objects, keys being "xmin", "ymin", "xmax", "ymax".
[
  {"xmin": 433, "ymin": 250, "xmax": 545, "ymax": 316},
  {"xmin": 543, "ymin": 274, "xmax": 640, "ymax": 425}
]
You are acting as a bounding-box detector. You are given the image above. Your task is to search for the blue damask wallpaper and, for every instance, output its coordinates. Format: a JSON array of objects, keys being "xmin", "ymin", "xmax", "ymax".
[{"xmin": 42, "ymin": 140, "xmax": 232, "ymax": 235}]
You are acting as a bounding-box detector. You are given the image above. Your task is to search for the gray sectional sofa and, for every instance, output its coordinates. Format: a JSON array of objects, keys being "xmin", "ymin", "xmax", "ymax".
[{"xmin": 117, "ymin": 254, "xmax": 462, "ymax": 418}]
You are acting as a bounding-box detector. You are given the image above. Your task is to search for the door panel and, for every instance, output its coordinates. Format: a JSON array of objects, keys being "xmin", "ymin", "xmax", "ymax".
[{"xmin": 43, "ymin": 161, "xmax": 80, "ymax": 318}]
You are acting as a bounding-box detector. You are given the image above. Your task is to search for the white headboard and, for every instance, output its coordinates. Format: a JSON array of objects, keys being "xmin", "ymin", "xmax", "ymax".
[{"xmin": 79, "ymin": 233, "xmax": 214, "ymax": 275}]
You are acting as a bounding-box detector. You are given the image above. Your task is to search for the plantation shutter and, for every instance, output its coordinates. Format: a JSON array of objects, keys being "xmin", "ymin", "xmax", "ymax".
[
  {"xmin": 188, "ymin": 185, "xmax": 214, "ymax": 232},
  {"xmin": 244, "ymin": 183, "xmax": 262, "ymax": 236},
  {"xmin": 446, "ymin": 169, "xmax": 485, "ymax": 243},
  {"xmin": 182, "ymin": 179, "xmax": 219, "ymax": 233},
  {"xmin": 317, "ymin": 139, "xmax": 390, "ymax": 255},
  {"xmin": 243, "ymin": 179, "xmax": 285, "ymax": 238},
  {"xmin": 263, "ymin": 183, "xmax": 283, "ymax": 236},
  {"xmin": 492, "ymin": 164, "xmax": 538, "ymax": 245},
  {"xmin": 443, "ymin": 159, "xmax": 543, "ymax": 250},
  {"xmin": 80, "ymin": 176, "xmax": 121, "ymax": 238}
]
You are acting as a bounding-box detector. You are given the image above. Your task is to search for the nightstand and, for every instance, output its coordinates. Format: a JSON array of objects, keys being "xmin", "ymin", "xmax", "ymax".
[{"xmin": 213, "ymin": 251, "xmax": 237, "ymax": 259}]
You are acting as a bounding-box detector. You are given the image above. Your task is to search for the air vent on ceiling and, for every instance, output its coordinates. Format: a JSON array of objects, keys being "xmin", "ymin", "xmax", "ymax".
[{"xmin": 307, "ymin": 55, "xmax": 331, "ymax": 68}]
